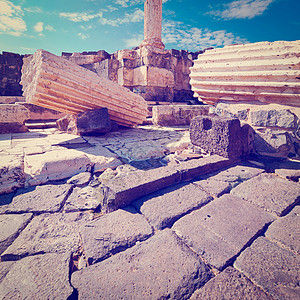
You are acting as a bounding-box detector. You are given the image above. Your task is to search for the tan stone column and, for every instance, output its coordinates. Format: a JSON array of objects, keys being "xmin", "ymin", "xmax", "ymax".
[{"xmin": 140, "ymin": 0, "xmax": 165, "ymax": 50}]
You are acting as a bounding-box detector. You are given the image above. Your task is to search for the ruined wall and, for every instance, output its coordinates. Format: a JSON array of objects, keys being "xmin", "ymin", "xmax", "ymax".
[{"xmin": 0, "ymin": 52, "xmax": 24, "ymax": 96}]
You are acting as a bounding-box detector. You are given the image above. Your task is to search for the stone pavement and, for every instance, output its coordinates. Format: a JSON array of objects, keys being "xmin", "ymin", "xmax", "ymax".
[{"xmin": 0, "ymin": 126, "xmax": 299, "ymax": 299}]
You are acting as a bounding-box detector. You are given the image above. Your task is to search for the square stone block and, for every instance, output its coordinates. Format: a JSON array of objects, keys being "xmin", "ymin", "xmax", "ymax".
[{"xmin": 190, "ymin": 115, "xmax": 242, "ymax": 158}]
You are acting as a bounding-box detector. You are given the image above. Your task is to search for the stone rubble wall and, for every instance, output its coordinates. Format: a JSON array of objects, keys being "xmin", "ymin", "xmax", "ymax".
[{"xmin": 21, "ymin": 49, "xmax": 148, "ymax": 127}]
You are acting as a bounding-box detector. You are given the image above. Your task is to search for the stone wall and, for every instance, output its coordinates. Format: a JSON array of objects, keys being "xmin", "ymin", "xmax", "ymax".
[{"xmin": 0, "ymin": 52, "xmax": 24, "ymax": 96}]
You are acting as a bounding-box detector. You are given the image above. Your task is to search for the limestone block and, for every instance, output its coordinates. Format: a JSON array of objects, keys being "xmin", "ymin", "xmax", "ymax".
[
  {"xmin": 190, "ymin": 115, "xmax": 242, "ymax": 159},
  {"xmin": 0, "ymin": 155, "xmax": 25, "ymax": 195},
  {"xmin": 118, "ymin": 67, "xmax": 134, "ymax": 86},
  {"xmin": 190, "ymin": 40, "xmax": 300, "ymax": 107},
  {"xmin": 152, "ymin": 105, "xmax": 209, "ymax": 126},
  {"xmin": 21, "ymin": 103, "xmax": 65, "ymax": 120},
  {"xmin": 21, "ymin": 50, "xmax": 148, "ymax": 127},
  {"xmin": 0, "ymin": 104, "xmax": 29, "ymax": 123},
  {"xmin": 0, "ymin": 96, "xmax": 25, "ymax": 104}
]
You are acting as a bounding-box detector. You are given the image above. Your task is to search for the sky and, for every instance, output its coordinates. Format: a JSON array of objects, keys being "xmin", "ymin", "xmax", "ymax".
[{"xmin": 0, "ymin": 0, "xmax": 299, "ymax": 56}]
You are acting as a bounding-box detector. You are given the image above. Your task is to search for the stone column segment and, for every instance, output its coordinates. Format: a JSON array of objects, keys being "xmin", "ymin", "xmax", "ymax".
[
  {"xmin": 190, "ymin": 40, "xmax": 300, "ymax": 107},
  {"xmin": 140, "ymin": 0, "xmax": 165, "ymax": 50},
  {"xmin": 20, "ymin": 50, "xmax": 148, "ymax": 127}
]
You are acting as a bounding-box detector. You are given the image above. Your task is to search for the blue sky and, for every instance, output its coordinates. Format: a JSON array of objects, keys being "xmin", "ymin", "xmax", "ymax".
[{"xmin": 0, "ymin": 0, "xmax": 299, "ymax": 55}]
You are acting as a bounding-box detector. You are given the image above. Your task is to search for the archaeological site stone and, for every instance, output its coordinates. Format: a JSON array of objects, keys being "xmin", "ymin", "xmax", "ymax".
[
  {"xmin": 21, "ymin": 50, "xmax": 148, "ymax": 127},
  {"xmin": 190, "ymin": 115, "xmax": 242, "ymax": 158}
]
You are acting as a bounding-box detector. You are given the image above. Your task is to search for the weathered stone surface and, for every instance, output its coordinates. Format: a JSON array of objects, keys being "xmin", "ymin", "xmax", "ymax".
[
  {"xmin": 63, "ymin": 185, "xmax": 104, "ymax": 212},
  {"xmin": 265, "ymin": 205, "xmax": 300, "ymax": 254},
  {"xmin": 234, "ymin": 237, "xmax": 300, "ymax": 300},
  {"xmin": 190, "ymin": 115, "xmax": 242, "ymax": 159},
  {"xmin": 172, "ymin": 194, "xmax": 275, "ymax": 270},
  {"xmin": 193, "ymin": 179, "xmax": 231, "ymax": 197},
  {"xmin": 80, "ymin": 208, "xmax": 153, "ymax": 264},
  {"xmin": 152, "ymin": 105, "xmax": 209, "ymax": 126},
  {"xmin": 25, "ymin": 149, "xmax": 92, "ymax": 186},
  {"xmin": 71, "ymin": 229, "xmax": 212, "ymax": 299},
  {"xmin": 1, "ymin": 212, "xmax": 91, "ymax": 260},
  {"xmin": 133, "ymin": 183, "xmax": 212, "ymax": 229},
  {"xmin": 0, "ymin": 104, "xmax": 29, "ymax": 124},
  {"xmin": 56, "ymin": 108, "xmax": 111, "ymax": 135},
  {"xmin": 190, "ymin": 267, "xmax": 273, "ymax": 300},
  {"xmin": 0, "ymin": 261, "xmax": 15, "ymax": 282},
  {"xmin": 67, "ymin": 171, "xmax": 91, "ymax": 187},
  {"xmin": 0, "ymin": 253, "xmax": 74, "ymax": 299},
  {"xmin": 274, "ymin": 160, "xmax": 300, "ymax": 182},
  {"xmin": 0, "ymin": 155, "xmax": 25, "ymax": 195},
  {"xmin": 0, "ymin": 184, "xmax": 72, "ymax": 214},
  {"xmin": 231, "ymin": 174, "xmax": 300, "ymax": 216},
  {"xmin": 0, "ymin": 214, "xmax": 32, "ymax": 254},
  {"xmin": 250, "ymin": 109, "xmax": 296, "ymax": 128}
]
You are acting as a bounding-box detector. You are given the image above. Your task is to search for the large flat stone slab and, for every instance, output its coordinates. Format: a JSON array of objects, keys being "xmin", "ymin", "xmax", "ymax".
[
  {"xmin": 0, "ymin": 261, "xmax": 15, "ymax": 282},
  {"xmin": 71, "ymin": 229, "xmax": 213, "ymax": 300},
  {"xmin": 0, "ymin": 214, "xmax": 32, "ymax": 255},
  {"xmin": 1, "ymin": 212, "xmax": 91, "ymax": 261},
  {"xmin": 190, "ymin": 267, "xmax": 272, "ymax": 300},
  {"xmin": 172, "ymin": 194, "xmax": 275, "ymax": 270},
  {"xmin": 133, "ymin": 183, "xmax": 212, "ymax": 229},
  {"xmin": 80, "ymin": 207, "xmax": 153, "ymax": 264},
  {"xmin": 265, "ymin": 205, "xmax": 300, "ymax": 254},
  {"xmin": 231, "ymin": 174, "xmax": 300, "ymax": 216},
  {"xmin": 0, "ymin": 253, "xmax": 73, "ymax": 299},
  {"xmin": 234, "ymin": 237, "xmax": 300, "ymax": 300},
  {"xmin": 0, "ymin": 183, "xmax": 72, "ymax": 214}
]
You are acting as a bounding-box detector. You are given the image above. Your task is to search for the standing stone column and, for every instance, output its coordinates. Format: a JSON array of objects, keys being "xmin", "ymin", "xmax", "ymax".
[{"xmin": 140, "ymin": 0, "xmax": 165, "ymax": 50}]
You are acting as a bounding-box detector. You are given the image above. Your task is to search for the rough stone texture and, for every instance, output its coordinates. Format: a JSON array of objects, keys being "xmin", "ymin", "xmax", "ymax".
[
  {"xmin": 0, "ymin": 184, "xmax": 72, "ymax": 214},
  {"xmin": 24, "ymin": 149, "xmax": 92, "ymax": 186},
  {"xmin": 0, "ymin": 214, "xmax": 32, "ymax": 254},
  {"xmin": 231, "ymin": 173, "xmax": 300, "ymax": 216},
  {"xmin": 0, "ymin": 253, "xmax": 74, "ymax": 299},
  {"xmin": 193, "ymin": 179, "xmax": 232, "ymax": 197},
  {"xmin": 152, "ymin": 105, "xmax": 209, "ymax": 126},
  {"xmin": 133, "ymin": 183, "xmax": 212, "ymax": 229},
  {"xmin": 250, "ymin": 109, "xmax": 296, "ymax": 128},
  {"xmin": 1, "ymin": 212, "xmax": 91, "ymax": 261},
  {"xmin": 190, "ymin": 267, "xmax": 273, "ymax": 300},
  {"xmin": 67, "ymin": 171, "xmax": 91, "ymax": 187},
  {"xmin": 172, "ymin": 194, "xmax": 275, "ymax": 270},
  {"xmin": 71, "ymin": 229, "xmax": 213, "ymax": 300},
  {"xmin": 80, "ymin": 207, "xmax": 153, "ymax": 264},
  {"xmin": 56, "ymin": 108, "xmax": 111, "ymax": 135},
  {"xmin": 63, "ymin": 185, "xmax": 104, "ymax": 212},
  {"xmin": 190, "ymin": 115, "xmax": 242, "ymax": 159},
  {"xmin": 0, "ymin": 261, "xmax": 15, "ymax": 282},
  {"xmin": 0, "ymin": 104, "xmax": 30, "ymax": 124},
  {"xmin": 265, "ymin": 205, "xmax": 300, "ymax": 254},
  {"xmin": 0, "ymin": 155, "xmax": 25, "ymax": 195},
  {"xmin": 234, "ymin": 237, "xmax": 300, "ymax": 300},
  {"xmin": 273, "ymin": 160, "xmax": 300, "ymax": 182}
]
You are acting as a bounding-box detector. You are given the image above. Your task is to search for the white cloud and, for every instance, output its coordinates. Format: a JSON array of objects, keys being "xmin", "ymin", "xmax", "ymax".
[
  {"xmin": 209, "ymin": 0, "xmax": 274, "ymax": 20},
  {"xmin": 45, "ymin": 25, "xmax": 56, "ymax": 32},
  {"xmin": 162, "ymin": 20, "xmax": 247, "ymax": 50},
  {"xmin": 59, "ymin": 11, "xmax": 103, "ymax": 22},
  {"xmin": 0, "ymin": 0, "xmax": 27, "ymax": 36},
  {"xmin": 34, "ymin": 21, "xmax": 43, "ymax": 33},
  {"xmin": 100, "ymin": 8, "xmax": 143, "ymax": 27},
  {"xmin": 78, "ymin": 32, "xmax": 89, "ymax": 40},
  {"xmin": 124, "ymin": 33, "xmax": 143, "ymax": 48},
  {"xmin": 24, "ymin": 6, "xmax": 42, "ymax": 13}
]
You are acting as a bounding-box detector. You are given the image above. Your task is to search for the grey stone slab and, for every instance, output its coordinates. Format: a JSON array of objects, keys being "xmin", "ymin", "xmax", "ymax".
[
  {"xmin": 80, "ymin": 207, "xmax": 153, "ymax": 264},
  {"xmin": 172, "ymin": 194, "xmax": 275, "ymax": 270},
  {"xmin": 133, "ymin": 183, "xmax": 212, "ymax": 230},
  {"xmin": 0, "ymin": 213, "xmax": 32, "ymax": 255},
  {"xmin": 193, "ymin": 179, "xmax": 232, "ymax": 197},
  {"xmin": 0, "ymin": 261, "xmax": 15, "ymax": 282},
  {"xmin": 0, "ymin": 253, "xmax": 73, "ymax": 299},
  {"xmin": 265, "ymin": 205, "xmax": 300, "ymax": 254},
  {"xmin": 67, "ymin": 171, "xmax": 92, "ymax": 187},
  {"xmin": 231, "ymin": 174, "xmax": 300, "ymax": 216},
  {"xmin": 190, "ymin": 267, "xmax": 273, "ymax": 300},
  {"xmin": 63, "ymin": 185, "xmax": 104, "ymax": 212},
  {"xmin": 274, "ymin": 160, "xmax": 300, "ymax": 182},
  {"xmin": 0, "ymin": 183, "xmax": 72, "ymax": 214},
  {"xmin": 71, "ymin": 229, "xmax": 213, "ymax": 300},
  {"xmin": 234, "ymin": 237, "xmax": 300, "ymax": 300},
  {"xmin": 1, "ymin": 212, "xmax": 92, "ymax": 261}
]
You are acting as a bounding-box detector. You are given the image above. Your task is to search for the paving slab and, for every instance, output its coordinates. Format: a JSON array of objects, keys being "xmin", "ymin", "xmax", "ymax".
[
  {"xmin": 265, "ymin": 205, "xmax": 300, "ymax": 254},
  {"xmin": 0, "ymin": 261, "xmax": 15, "ymax": 282},
  {"xmin": 63, "ymin": 185, "xmax": 104, "ymax": 212},
  {"xmin": 231, "ymin": 173, "xmax": 300, "ymax": 216},
  {"xmin": 1, "ymin": 212, "xmax": 92, "ymax": 261},
  {"xmin": 71, "ymin": 229, "xmax": 213, "ymax": 300},
  {"xmin": 80, "ymin": 207, "xmax": 153, "ymax": 264},
  {"xmin": 0, "ymin": 253, "xmax": 73, "ymax": 299},
  {"xmin": 190, "ymin": 267, "xmax": 273, "ymax": 300},
  {"xmin": 0, "ymin": 183, "xmax": 72, "ymax": 214},
  {"xmin": 0, "ymin": 213, "xmax": 32, "ymax": 255},
  {"xmin": 172, "ymin": 194, "xmax": 275, "ymax": 270},
  {"xmin": 234, "ymin": 237, "xmax": 300, "ymax": 300},
  {"xmin": 273, "ymin": 160, "xmax": 300, "ymax": 182},
  {"xmin": 133, "ymin": 183, "xmax": 212, "ymax": 229},
  {"xmin": 193, "ymin": 179, "xmax": 232, "ymax": 197},
  {"xmin": 67, "ymin": 171, "xmax": 91, "ymax": 187}
]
